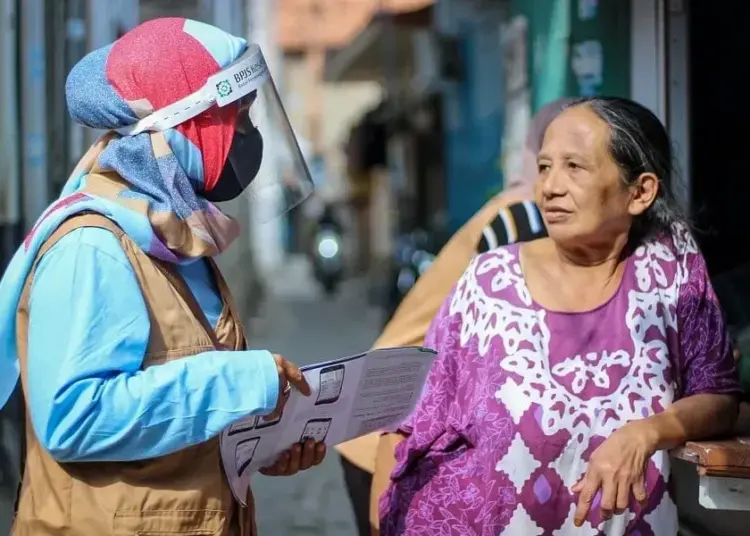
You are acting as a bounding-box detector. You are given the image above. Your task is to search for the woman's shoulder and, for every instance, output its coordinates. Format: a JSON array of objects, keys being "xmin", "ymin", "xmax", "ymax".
[
  {"xmin": 473, "ymin": 241, "xmax": 523, "ymax": 269},
  {"xmin": 630, "ymin": 222, "xmax": 706, "ymax": 296},
  {"xmin": 29, "ymin": 226, "xmax": 144, "ymax": 318},
  {"xmin": 454, "ymin": 241, "xmax": 534, "ymax": 305},
  {"xmin": 637, "ymin": 222, "xmax": 702, "ymax": 269},
  {"xmin": 469, "ymin": 238, "xmax": 555, "ymax": 282}
]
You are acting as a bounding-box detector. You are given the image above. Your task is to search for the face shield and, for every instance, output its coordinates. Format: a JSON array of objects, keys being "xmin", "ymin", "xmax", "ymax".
[{"xmin": 116, "ymin": 44, "xmax": 314, "ymax": 221}]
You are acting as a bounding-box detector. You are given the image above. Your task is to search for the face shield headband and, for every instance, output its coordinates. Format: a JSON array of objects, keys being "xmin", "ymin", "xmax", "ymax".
[
  {"xmin": 116, "ymin": 45, "xmax": 314, "ymax": 218},
  {"xmin": 116, "ymin": 46, "xmax": 270, "ymax": 136}
]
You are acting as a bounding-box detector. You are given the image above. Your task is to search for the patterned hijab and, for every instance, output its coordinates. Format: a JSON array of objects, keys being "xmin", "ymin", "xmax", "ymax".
[{"xmin": 0, "ymin": 18, "xmax": 248, "ymax": 408}]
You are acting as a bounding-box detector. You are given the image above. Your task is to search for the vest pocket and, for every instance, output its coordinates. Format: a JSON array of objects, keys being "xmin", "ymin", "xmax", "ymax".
[{"xmin": 113, "ymin": 510, "xmax": 229, "ymax": 536}]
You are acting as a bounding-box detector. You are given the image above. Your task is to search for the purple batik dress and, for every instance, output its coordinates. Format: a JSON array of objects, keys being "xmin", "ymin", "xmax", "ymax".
[{"xmin": 380, "ymin": 225, "xmax": 740, "ymax": 536}]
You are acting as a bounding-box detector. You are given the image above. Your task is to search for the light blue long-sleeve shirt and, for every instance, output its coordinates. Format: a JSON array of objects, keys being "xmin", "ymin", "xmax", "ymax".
[{"xmin": 26, "ymin": 227, "xmax": 279, "ymax": 462}]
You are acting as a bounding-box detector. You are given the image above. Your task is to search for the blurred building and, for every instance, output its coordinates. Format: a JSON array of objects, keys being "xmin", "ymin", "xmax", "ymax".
[
  {"xmin": 0, "ymin": 0, "xmax": 139, "ymax": 272},
  {"xmin": 278, "ymin": 0, "xmax": 376, "ymax": 265},
  {"xmin": 277, "ymin": 0, "xmax": 435, "ymax": 274},
  {"xmin": 3, "ymin": 1, "xmax": 750, "ymax": 534}
]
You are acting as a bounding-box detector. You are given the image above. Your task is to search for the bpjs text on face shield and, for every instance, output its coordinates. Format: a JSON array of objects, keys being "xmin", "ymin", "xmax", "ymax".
[{"xmin": 234, "ymin": 60, "xmax": 267, "ymax": 89}]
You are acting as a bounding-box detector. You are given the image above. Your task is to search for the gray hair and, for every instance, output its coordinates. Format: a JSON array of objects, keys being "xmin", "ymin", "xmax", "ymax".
[{"xmin": 567, "ymin": 96, "xmax": 685, "ymax": 243}]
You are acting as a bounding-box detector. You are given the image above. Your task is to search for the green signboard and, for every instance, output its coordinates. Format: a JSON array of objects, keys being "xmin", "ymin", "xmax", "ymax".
[{"xmin": 509, "ymin": 0, "xmax": 631, "ymax": 111}]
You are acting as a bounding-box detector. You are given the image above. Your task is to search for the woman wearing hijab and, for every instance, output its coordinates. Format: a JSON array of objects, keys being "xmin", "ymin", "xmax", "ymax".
[
  {"xmin": 379, "ymin": 97, "xmax": 740, "ymax": 534},
  {"xmin": 334, "ymin": 98, "xmax": 571, "ymax": 536},
  {"xmin": 0, "ymin": 19, "xmax": 322, "ymax": 536}
]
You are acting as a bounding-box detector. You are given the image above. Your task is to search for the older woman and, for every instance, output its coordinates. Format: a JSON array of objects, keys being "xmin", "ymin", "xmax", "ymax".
[{"xmin": 379, "ymin": 97, "xmax": 740, "ymax": 535}]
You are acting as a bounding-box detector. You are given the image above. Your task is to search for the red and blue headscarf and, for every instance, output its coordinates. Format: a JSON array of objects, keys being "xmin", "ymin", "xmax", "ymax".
[{"xmin": 0, "ymin": 18, "xmax": 249, "ymax": 408}]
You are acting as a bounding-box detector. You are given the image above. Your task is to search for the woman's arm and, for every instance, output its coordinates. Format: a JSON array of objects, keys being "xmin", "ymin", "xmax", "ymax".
[
  {"xmin": 660, "ymin": 247, "xmax": 743, "ymax": 441},
  {"xmin": 635, "ymin": 393, "xmax": 738, "ymax": 452},
  {"xmin": 26, "ymin": 228, "xmax": 280, "ymax": 462},
  {"xmin": 573, "ymin": 245, "xmax": 742, "ymax": 525}
]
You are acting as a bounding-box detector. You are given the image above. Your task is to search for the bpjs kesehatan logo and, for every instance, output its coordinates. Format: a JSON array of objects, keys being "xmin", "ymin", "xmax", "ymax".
[
  {"xmin": 233, "ymin": 60, "xmax": 267, "ymax": 87},
  {"xmin": 215, "ymin": 80, "xmax": 233, "ymax": 98}
]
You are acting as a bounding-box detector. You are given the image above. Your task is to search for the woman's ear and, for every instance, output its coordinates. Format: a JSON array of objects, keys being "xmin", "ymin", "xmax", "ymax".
[{"xmin": 628, "ymin": 172, "xmax": 659, "ymax": 216}]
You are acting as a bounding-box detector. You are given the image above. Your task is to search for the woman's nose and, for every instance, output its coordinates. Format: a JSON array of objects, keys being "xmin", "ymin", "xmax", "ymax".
[{"xmin": 540, "ymin": 166, "xmax": 566, "ymax": 197}]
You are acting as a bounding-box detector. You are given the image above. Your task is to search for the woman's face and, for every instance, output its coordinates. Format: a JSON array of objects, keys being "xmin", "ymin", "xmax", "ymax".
[{"xmin": 534, "ymin": 105, "xmax": 656, "ymax": 247}]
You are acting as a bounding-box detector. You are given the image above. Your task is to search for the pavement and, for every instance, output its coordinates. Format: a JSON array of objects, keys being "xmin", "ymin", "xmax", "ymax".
[{"xmin": 247, "ymin": 256, "xmax": 382, "ymax": 536}]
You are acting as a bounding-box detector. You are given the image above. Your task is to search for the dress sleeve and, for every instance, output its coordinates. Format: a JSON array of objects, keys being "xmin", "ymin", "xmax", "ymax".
[
  {"xmin": 677, "ymin": 249, "xmax": 741, "ymax": 397},
  {"xmin": 26, "ymin": 227, "xmax": 280, "ymax": 462},
  {"xmin": 396, "ymin": 286, "xmax": 459, "ymax": 440}
]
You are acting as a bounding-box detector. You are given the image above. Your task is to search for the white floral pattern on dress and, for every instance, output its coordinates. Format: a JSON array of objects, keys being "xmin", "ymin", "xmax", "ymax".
[{"xmin": 381, "ymin": 225, "xmax": 740, "ymax": 536}]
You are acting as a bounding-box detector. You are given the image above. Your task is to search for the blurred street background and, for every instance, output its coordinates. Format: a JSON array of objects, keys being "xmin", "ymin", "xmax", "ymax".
[
  {"xmin": 1, "ymin": 0, "xmax": 750, "ymax": 534},
  {"xmin": 247, "ymin": 258, "xmax": 381, "ymax": 536}
]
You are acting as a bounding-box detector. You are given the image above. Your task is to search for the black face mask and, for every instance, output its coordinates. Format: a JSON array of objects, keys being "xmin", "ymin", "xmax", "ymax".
[{"xmin": 205, "ymin": 124, "xmax": 264, "ymax": 203}]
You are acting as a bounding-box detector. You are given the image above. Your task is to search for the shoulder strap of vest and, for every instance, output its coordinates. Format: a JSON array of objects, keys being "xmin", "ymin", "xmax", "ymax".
[
  {"xmin": 476, "ymin": 200, "xmax": 548, "ymax": 253},
  {"xmin": 206, "ymin": 258, "xmax": 246, "ymax": 349},
  {"xmin": 22, "ymin": 212, "xmax": 127, "ymax": 317},
  {"xmin": 35, "ymin": 212, "xmax": 125, "ymax": 263},
  {"xmin": 151, "ymin": 258, "xmax": 223, "ymax": 349},
  {"xmin": 37, "ymin": 212, "xmax": 222, "ymax": 349}
]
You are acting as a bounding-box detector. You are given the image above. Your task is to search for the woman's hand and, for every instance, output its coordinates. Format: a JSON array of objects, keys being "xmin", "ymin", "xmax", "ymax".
[
  {"xmin": 264, "ymin": 354, "xmax": 311, "ymax": 422},
  {"xmin": 259, "ymin": 440, "xmax": 326, "ymax": 476},
  {"xmin": 258, "ymin": 356, "xmax": 325, "ymax": 476},
  {"xmin": 572, "ymin": 421, "xmax": 656, "ymax": 526}
]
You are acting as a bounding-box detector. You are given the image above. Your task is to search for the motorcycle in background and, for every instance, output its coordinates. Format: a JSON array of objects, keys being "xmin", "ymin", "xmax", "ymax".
[
  {"xmin": 382, "ymin": 228, "xmax": 445, "ymax": 326},
  {"xmin": 310, "ymin": 204, "xmax": 345, "ymax": 296}
]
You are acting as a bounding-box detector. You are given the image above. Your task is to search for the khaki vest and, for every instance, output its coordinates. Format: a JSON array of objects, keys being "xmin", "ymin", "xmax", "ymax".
[{"xmin": 12, "ymin": 213, "xmax": 257, "ymax": 536}]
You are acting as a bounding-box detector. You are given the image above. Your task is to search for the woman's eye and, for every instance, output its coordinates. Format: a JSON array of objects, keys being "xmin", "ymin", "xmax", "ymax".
[
  {"xmin": 538, "ymin": 164, "xmax": 550, "ymax": 173},
  {"xmin": 567, "ymin": 162, "xmax": 581, "ymax": 170}
]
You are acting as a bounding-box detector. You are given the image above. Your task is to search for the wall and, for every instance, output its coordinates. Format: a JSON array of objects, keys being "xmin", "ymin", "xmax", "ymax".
[
  {"xmin": 630, "ymin": 0, "xmax": 666, "ymax": 122},
  {"xmin": 436, "ymin": 0, "xmax": 506, "ymax": 232},
  {"xmin": 511, "ymin": 0, "xmax": 570, "ymax": 111},
  {"xmin": 436, "ymin": 0, "xmax": 631, "ymax": 230},
  {"xmin": 321, "ymin": 82, "xmax": 381, "ymax": 201},
  {"xmin": 140, "ymin": 0, "xmax": 201, "ymax": 21},
  {"xmin": 508, "ymin": 0, "xmax": 630, "ymax": 111},
  {"xmin": 567, "ymin": 0, "xmax": 630, "ymax": 98},
  {"xmin": 284, "ymin": 54, "xmax": 381, "ymax": 202},
  {"xmin": 0, "ymin": 0, "xmax": 20, "ymax": 272}
]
